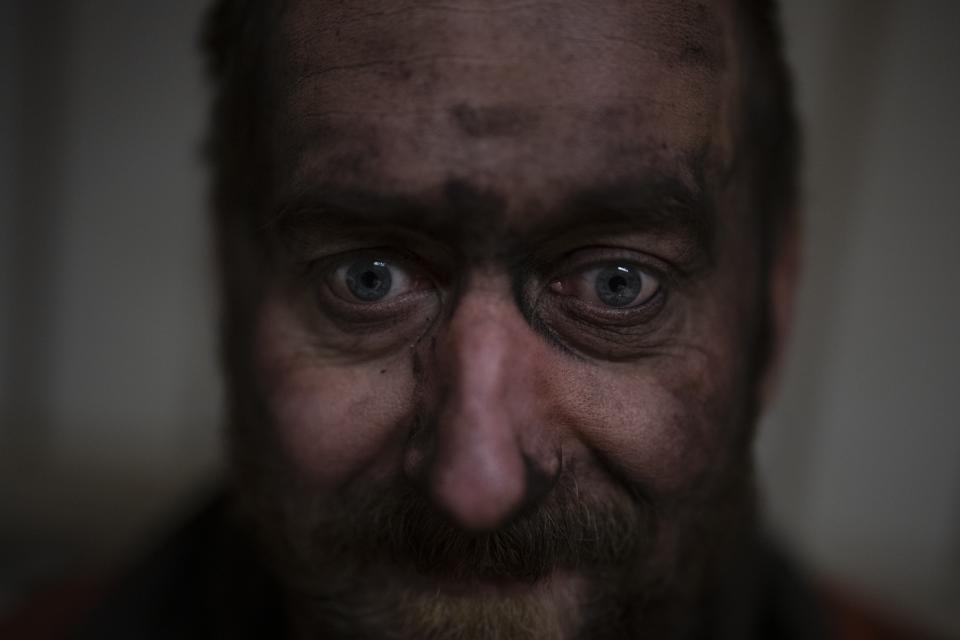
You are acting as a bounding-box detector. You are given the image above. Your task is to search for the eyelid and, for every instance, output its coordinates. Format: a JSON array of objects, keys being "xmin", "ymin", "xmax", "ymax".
[
  {"xmin": 312, "ymin": 246, "xmax": 413, "ymax": 269},
  {"xmin": 332, "ymin": 259, "xmax": 412, "ymax": 303},
  {"xmin": 283, "ymin": 225, "xmax": 459, "ymax": 277},
  {"xmin": 552, "ymin": 262, "xmax": 661, "ymax": 307},
  {"xmin": 544, "ymin": 246, "xmax": 675, "ymax": 287},
  {"xmin": 316, "ymin": 245, "xmax": 454, "ymax": 291},
  {"xmin": 524, "ymin": 246, "xmax": 672, "ymax": 329},
  {"xmin": 326, "ymin": 252, "xmax": 430, "ymax": 299}
]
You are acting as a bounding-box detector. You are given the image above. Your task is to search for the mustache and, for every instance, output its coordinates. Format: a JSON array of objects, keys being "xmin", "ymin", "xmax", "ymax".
[{"xmin": 284, "ymin": 470, "xmax": 653, "ymax": 584}]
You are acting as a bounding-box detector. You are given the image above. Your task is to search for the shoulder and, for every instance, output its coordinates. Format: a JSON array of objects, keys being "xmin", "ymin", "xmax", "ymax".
[
  {"xmin": 821, "ymin": 585, "xmax": 948, "ymax": 640},
  {"xmin": 752, "ymin": 538, "xmax": 944, "ymax": 640},
  {"xmin": 1, "ymin": 492, "xmax": 284, "ymax": 640}
]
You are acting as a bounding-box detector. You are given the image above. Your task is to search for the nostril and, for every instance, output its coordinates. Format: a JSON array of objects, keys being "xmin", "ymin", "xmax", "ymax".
[{"xmin": 522, "ymin": 451, "xmax": 562, "ymax": 510}]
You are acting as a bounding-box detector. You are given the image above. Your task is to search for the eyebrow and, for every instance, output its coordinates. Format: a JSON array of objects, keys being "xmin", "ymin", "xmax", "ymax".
[
  {"xmin": 270, "ymin": 182, "xmax": 485, "ymax": 253},
  {"xmin": 547, "ymin": 176, "xmax": 715, "ymax": 261},
  {"xmin": 270, "ymin": 174, "xmax": 714, "ymax": 265}
]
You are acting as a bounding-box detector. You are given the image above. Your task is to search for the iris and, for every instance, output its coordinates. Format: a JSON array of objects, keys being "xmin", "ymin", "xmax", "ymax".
[
  {"xmin": 595, "ymin": 265, "xmax": 644, "ymax": 307},
  {"xmin": 345, "ymin": 259, "xmax": 393, "ymax": 301}
]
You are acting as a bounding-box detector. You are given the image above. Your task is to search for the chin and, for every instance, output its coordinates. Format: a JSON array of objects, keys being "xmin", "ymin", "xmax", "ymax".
[
  {"xmin": 284, "ymin": 567, "xmax": 640, "ymax": 640},
  {"xmin": 382, "ymin": 573, "xmax": 584, "ymax": 640}
]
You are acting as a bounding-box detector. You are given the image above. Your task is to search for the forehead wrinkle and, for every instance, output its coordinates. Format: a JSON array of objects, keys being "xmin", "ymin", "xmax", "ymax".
[
  {"xmin": 270, "ymin": 0, "xmax": 739, "ymax": 239},
  {"xmin": 280, "ymin": 0, "xmax": 726, "ymax": 55},
  {"xmin": 277, "ymin": 0, "xmax": 728, "ymax": 88},
  {"xmin": 272, "ymin": 0, "xmax": 732, "ymax": 150},
  {"xmin": 555, "ymin": 1, "xmax": 726, "ymax": 71}
]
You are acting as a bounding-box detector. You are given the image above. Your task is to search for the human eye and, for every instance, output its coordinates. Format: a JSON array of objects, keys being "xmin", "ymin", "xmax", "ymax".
[
  {"xmin": 310, "ymin": 249, "xmax": 439, "ymax": 330},
  {"xmin": 548, "ymin": 263, "xmax": 661, "ymax": 309},
  {"xmin": 529, "ymin": 248, "xmax": 674, "ymax": 360},
  {"xmin": 327, "ymin": 255, "xmax": 422, "ymax": 303}
]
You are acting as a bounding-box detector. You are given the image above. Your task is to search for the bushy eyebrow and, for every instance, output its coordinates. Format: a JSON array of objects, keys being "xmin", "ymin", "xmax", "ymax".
[
  {"xmin": 546, "ymin": 177, "xmax": 714, "ymax": 259},
  {"xmin": 270, "ymin": 182, "xmax": 488, "ymax": 252},
  {"xmin": 270, "ymin": 173, "xmax": 714, "ymax": 266}
]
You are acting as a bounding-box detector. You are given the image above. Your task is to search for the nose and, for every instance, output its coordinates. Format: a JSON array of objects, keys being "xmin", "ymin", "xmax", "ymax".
[{"xmin": 406, "ymin": 283, "xmax": 559, "ymax": 532}]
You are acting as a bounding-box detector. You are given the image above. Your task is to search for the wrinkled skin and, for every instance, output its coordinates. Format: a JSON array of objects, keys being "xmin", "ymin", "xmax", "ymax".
[{"xmin": 222, "ymin": 1, "xmax": 796, "ymax": 638}]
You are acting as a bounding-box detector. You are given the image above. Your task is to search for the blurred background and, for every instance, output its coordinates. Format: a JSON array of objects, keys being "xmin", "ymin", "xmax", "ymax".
[{"xmin": 1, "ymin": 0, "xmax": 958, "ymax": 635}]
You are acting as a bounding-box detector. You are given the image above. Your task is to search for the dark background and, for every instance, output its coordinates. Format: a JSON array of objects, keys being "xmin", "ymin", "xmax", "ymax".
[{"xmin": 1, "ymin": 0, "xmax": 958, "ymax": 635}]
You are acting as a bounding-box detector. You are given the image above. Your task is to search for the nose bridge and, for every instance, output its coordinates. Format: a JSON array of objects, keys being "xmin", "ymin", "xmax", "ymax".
[
  {"xmin": 420, "ymin": 284, "xmax": 552, "ymax": 531},
  {"xmin": 442, "ymin": 289, "xmax": 518, "ymax": 413}
]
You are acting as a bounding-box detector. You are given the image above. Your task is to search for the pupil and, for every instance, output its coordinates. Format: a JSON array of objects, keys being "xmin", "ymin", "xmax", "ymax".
[
  {"xmin": 345, "ymin": 259, "xmax": 392, "ymax": 301},
  {"xmin": 595, "ymin": 265, "xmax": 642, "ymax": 307},
  {"xmin": 609, "ymin": 275, "xmax": 627, "ymax": 292},
  {"xmin": 360, "ymin": 271, "xmax": 380, "ymax": 290}
]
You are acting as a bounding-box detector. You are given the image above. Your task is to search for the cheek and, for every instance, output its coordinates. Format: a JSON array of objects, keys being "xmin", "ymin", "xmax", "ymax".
[
  {"xmin": 554, "ymin": 354, "xmax": 741, "ymax": 496},
  {"xmin": 253, "ymin": 297, "xmax": 416, "ymax": 490},
  {"xmin": 561, "ymin": 236, "xmax": 763, "ymax": 496}
]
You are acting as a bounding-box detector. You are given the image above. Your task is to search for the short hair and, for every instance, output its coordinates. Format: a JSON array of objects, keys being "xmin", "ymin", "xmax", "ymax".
[{"xmin": 200, "ymin": 0, "xmax": 799, "ymax": 259}]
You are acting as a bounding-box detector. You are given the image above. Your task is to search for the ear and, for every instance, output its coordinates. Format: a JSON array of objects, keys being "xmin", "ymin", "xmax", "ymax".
[{"xmin": 757, "ymin": 209, "xmax": 802, "ymax": 412}]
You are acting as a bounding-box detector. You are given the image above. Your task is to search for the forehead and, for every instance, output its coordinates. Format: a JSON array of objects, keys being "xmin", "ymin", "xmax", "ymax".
[{"xmin": 268, "ymin": 0, "xmax": 736, "ymax": 222}]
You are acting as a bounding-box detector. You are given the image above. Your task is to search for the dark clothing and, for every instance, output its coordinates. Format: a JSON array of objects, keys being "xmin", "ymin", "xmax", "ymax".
[{"xmin": 74, "ymin": 495, "xmax": 285, "ymax": 640}]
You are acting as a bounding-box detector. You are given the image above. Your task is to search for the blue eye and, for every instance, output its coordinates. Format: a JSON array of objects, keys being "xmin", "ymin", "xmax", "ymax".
[
  {"xmin": 550, "ymin": 262, "xmax": 660, "ymax": 309},
  {"xmin": 327, "ymin": 255, "xmax": 425, "ymax": 304},
  {"xmin": 595, "ymin": 265, "xmax": 643, "ymax": 307},
  {"xmin": 345, "ymin": 259, "xmax": 393, "ymax": 301}
]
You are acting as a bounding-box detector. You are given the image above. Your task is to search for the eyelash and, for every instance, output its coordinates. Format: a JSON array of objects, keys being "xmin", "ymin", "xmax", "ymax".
[{"xmin": 540, "ymin": 245, "xmax": 671, "ymax": 293}]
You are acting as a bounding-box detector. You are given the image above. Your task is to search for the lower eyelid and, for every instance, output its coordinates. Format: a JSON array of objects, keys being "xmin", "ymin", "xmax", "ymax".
[
  {"xmin": 313, "ymin": 288, "xmax": 440, "ymax": 330},
  {"xmin": 564, "ymin": 288, "xmax": 665, "ymax": 318},
  {"xmin": 534, "ymin": 285, "xmax": 669, "ymax": 338}
]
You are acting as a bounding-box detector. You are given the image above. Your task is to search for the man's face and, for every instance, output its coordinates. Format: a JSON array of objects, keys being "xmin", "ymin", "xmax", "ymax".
[{"xmin": 229, "ymin": 0, "xmax": 774, "ymax": 637}]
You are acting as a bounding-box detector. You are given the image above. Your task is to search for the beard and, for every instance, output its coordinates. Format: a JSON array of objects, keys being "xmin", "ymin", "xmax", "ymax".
[
  {"xmin": 237, "ymin": 458, "xmax": 646, "ymax": 639},
  {"xmin": 228, "ymin": 423, "xmax": 757, "ymax": 640}
]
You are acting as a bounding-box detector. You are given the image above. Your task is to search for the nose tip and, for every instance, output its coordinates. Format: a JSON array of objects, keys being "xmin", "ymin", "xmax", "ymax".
[
  {"xmin": 407, "ymin": 288, "xmax": 560, "ymax": 532},
  {"xmin": 431, "ymin": 441, "xmax": 525, "ymax": 532},
  {"xmin": 428, "ymin": 407, "xmax": 563, "ymax": 532},
  {"xmin": 433, "ymin": 460, "xmax": 561, "ymax": 532},
  {"xmin": 425, "ymin": 366, "xmax": 529, "ymax": 531}
]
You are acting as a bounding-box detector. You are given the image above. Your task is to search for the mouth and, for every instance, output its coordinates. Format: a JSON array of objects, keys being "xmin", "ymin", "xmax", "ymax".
[{"xmin": 262, "ymin": 472, "xmax": 648, "ymax": 605}]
